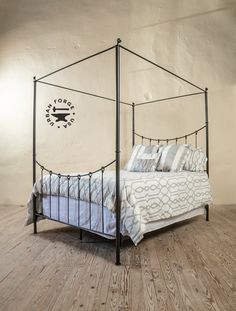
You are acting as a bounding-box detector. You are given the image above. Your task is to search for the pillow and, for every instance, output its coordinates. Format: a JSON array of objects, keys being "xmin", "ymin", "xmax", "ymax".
[
  {"xmin": 125, "ymin": 144, "xmax": 161, "ymax": 172},
  {"xmin": 184, "ymin": 147, "xmax": 207, "ymax": 172},
  {"xmin": 157, "ymin": 144, "xmax": 190, "ymax": 172}
]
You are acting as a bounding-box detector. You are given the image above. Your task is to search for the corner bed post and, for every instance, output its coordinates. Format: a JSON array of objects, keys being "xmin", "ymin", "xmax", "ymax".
[
  {"xmin": 33, "ymin": 76, "xmax": 37, "ymax": 233},
  {"xmin": 115, "ymin": 38, "xmax": 121, "ymax": 265},
  {"xmin": 132, "ymin": 102, "xmax": 135, "ymax": 147},
  {"xmin": 205, "ymin": 87, "xmax": 209, "ymax": 221}
]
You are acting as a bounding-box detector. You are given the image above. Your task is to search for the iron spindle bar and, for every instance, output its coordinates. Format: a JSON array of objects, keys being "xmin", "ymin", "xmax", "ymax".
[
  {"xmin": 49, "ymin": 172, "xmax": 52, "ymax": 218},
  {"xmin": 36, "ymin": 45, "xmax": 116, "ymax": 81},
  {"xmin": 149, "ymin": 139, "xmax": 152, "ymax": 145},
  {"xmin": 89, "ymin": 173, "xmax": 92, "ymax": 230},
  {"xmin": 41, "ymin": 168, "xmax": 44, "ymax": 218},
  {"xmin": 167, "ymin": 139, "xmax": 169, "ymax": 145},
  {"xmin": 33, "ymin": 77, "xmax": 37, "ymax": 234},
  {"xmin": 79, "ymin": 228, "xmax": 83, "ymax": 241},
  {"xmin": 195, "ymin": 132, "xmax": 198, "ymax": 148},
  {"xmin": 205, "ymin": 88, "xmax": 209, "ymax": 176},
  {"xmin": 134, "ymin": 125, "xmax": 206, "ymax": 143},
  {"xmin": 142, "ymin": 136, "xmax": 144, "ymax": 144},
  {"xmin": 120, "ymin": 45, "xmax": 205, "ymax": 92},
  {"xmin": 37, "ymin": 81, "xmax": 132, "ymax": 107},
  {"xmin": 205, "ymin": 205, "xmax": 209, "ymax": 221},
  {"xmin": 58, "ymin": 174, "xmax": 61, "ymax": 221},
  {"xmin": 77, "ymin": 175, "xmax": 81, "ymax": 227},
  {"xmin": 175, "ymin": 138, "xmax": 178, "ymax": 144},
  {"xmin": 40, "ymin": 167, "xmax": 44, "ymax": 200},
  {"xmin": 115, "ymin": 39, "xmax": 121, "ymax": 265},
  {"xmin": 135, "ymin": 91, "xmax": 205, "ymax": 106},
  {"xmin": 33, "ymin": 77, "xmax": 37, "ymax": 185},
  {"xmin": 67, "ymin": 176, "xmax": 70, "ymax": 224},
  {"xmin": 132, "ymin": 103, "xmax": 135, "ymax": 147},
  {"xmin": 101, "ymin": 168, "xmax": 104, "ymax": 234},
  {"xmin": 35, "ymin": 160, "xmax": 115, "ymax": 178},
  {"xmin": 185, "ymin": 136, "xmax": 187, "ymax": 144}
]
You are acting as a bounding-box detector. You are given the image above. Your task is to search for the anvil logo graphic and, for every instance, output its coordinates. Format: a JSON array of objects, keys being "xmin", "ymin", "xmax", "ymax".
[
  {"xmin": 51, "ymin": 112, "xmax": 70, "ymax": 122},
  {"xmin": 45, "ymin": 98, "xmax": 76, "ymax": 128}
]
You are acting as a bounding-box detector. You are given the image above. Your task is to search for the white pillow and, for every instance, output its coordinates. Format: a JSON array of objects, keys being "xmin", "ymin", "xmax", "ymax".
[
  {"xmin": 157, "ymin": 144, "xmax": 190, "ymax": 172},
  {"xmin": 184, "ymin": 147, "xmax": 207, "ymax": 172},
  {"xmin": 125, "ymin": 144, "xmax": 161, "ymax": 172}
]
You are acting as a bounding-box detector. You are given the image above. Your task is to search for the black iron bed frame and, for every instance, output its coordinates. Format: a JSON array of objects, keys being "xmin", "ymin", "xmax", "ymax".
[{"xmin": 32, "ymin": 38, "xmax": 209, "ymax": 265}]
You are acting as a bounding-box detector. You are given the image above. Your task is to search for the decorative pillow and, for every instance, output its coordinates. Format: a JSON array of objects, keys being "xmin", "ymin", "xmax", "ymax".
[
  {"xmin": 125, "ymin": 144, "xmax": 161, "ymax": 172},
  {"xmin": 157, "ymin": 144, "xmax": 190, "ymax": 172},
  {"xmin": 184, "ymin": 147, "xmax": 207, "ymax": 172}
]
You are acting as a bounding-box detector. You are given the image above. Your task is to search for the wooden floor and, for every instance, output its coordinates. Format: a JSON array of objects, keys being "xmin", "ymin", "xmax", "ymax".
[{"xmin": 0, "ymin": 205, "xmax": 235, "ymax": 311}]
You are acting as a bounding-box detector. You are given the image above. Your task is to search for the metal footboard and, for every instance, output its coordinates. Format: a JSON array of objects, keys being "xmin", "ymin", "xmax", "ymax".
[{"xmin": 34, "ymin": 160, "xmax": 116, "ymax": 238}]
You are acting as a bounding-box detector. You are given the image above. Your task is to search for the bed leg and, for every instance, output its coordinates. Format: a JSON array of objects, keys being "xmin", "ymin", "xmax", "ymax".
[
  {"xmin": 205, "ymin": 204, "xmax": 209, "ymax": 221},
  {"xmin": 116, "ymin": 248, "xmax": 121, "ymax": 265},
  {"xmin": 116, "ymin": 236, "xmax": 121, "ymax": 265},
  {"xmin": 33, "ymin": 218, "xmax": 37, "ymax": 234},
  {"xmin": 33, "ymin": 196, "xmax": 37, "ymax": 234},
  {"xmin": 120, "ymin": 234, "xmax": 123, "ymax": 248},
  {"xmin": 79, "ymin": 229, "xmax": 83, "ymax": 241}
]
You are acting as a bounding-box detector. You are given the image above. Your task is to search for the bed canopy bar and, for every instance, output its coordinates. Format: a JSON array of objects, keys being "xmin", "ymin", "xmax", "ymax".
[{"xmin": 32, "ymin": 38, "xmax": 209, "ymax": 265}]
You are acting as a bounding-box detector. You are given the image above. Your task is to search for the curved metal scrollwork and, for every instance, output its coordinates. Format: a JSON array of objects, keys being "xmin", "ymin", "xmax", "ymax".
[
  {"xmin": 135, "ymin": 125, "xmax": 206, "ymax": 147},
  {"xmin": 36, "ymin": 160, "xmax": 115, "ymax": 178}
]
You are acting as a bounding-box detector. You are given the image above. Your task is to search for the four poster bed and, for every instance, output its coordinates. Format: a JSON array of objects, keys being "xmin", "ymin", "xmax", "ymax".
[{"xmin": 26, "ymin": 39, "xmax": 212, "ymax": 265}]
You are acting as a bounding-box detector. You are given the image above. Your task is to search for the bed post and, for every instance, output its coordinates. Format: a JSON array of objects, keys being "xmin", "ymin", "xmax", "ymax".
[
  {"xmin": 205, "ymin": 88, "xmax": 209, "ymax": 176},
  {"xmin": 132, "ymin": 102, "xmax": 135, "ymax": 147},
  {"xmin": 33, "ymin": 76, "xmax": 37, "ymax": 233},
  {"xmin": 205, "ymin": 87, "xmax": 209, "ymax": 221},
  {"xmin": 115, "ymin": 38, "xmax": 121, "ymax": 265}
]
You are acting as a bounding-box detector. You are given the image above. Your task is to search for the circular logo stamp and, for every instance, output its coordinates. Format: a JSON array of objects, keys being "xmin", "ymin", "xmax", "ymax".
[{"xmin": 45, "ymin": 98, "xmax": 75, "ymax": 128}]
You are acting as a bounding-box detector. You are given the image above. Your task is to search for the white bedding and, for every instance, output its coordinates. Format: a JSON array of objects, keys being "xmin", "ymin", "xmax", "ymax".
[
  {"xmin": 42, "ymin": 196, "xmax": 205, "ymax": 239},
  {"xmin": 26, "ymin": 170, "xmax": 212, "ymax": 245}
]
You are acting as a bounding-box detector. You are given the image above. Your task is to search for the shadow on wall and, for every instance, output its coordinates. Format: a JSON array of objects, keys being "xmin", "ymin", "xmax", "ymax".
[{"xmin": 134, "ymin": 2, "xmax": 236, "ymax": 30}]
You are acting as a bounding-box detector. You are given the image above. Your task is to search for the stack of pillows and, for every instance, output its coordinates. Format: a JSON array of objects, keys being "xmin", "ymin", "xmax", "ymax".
[{"xmin": 125, "ymin": 144, "xmax": 207, "ymax": 173}]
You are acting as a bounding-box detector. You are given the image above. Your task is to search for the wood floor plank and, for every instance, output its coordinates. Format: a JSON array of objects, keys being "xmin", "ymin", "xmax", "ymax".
[
  {"xmin": 91, "ymin": 253, "xmax": 113, "ymax": 310},
  {"xmin": 70, "ymin": 248, "xmax": 108, "ymax": 311},
  {"xmin": 164, "ymin": 230, "xmax": 216, "ymax": 311},
  {"xmin": 0, "ymin": 204, "xmax": 235, "ymax": 311},
  {"xmin": 146, "ymin": 240, "xmax": 175, "ymax": 311},
  {"xmin": 153, "ymin": 233, "xmax": 189, "ymax": 311},
  {"xmin": 140, "ymin": 240, "xmax": 166, "ymax": 311},
  {"xmin": 177, "ymin": 222, "xmax": 235, "ymax": 311},
  {"xmin": 189, "ymin": 222, "xmax": 236, "ymax": 306}
]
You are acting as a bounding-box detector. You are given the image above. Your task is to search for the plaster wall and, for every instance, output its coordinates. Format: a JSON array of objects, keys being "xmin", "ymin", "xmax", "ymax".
[{"xmin": 0, "ymin": 0, "xmax": 235, "ymax": 205}]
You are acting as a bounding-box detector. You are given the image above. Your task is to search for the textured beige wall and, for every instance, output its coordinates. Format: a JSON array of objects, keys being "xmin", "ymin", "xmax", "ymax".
[{"xmin": 0, "ymin": 0, "xmax": 236, "ymax": 205}]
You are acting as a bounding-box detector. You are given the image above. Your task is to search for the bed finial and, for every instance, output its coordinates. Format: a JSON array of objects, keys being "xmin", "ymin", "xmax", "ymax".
[
  {"xmin": 205, "ymin": 87, "xmax": 208, "ymax": 92},
  {"xmin": 33, "ymin": 76, "xmax": 36, "ymax": 81},
  {"xmin": 117, "ymin": 38, "xmax": 122, "ymax": 45}
]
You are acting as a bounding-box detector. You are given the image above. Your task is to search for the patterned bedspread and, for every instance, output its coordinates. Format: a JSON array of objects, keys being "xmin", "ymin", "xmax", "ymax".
[{"xmin": 26, "ymin": 170, "xmax": 212, "ymax": 245}]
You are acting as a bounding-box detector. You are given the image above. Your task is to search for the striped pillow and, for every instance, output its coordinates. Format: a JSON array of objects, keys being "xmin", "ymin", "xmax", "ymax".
[
  {"xmin": 184, "ymin": 147, "xmax": 207, "ymax": 172},
  {"xmin": 157, "ymin": 144, "xmax": 190, "ymax": 172},
  {"xmin": 125, "ymin": 145, "xmax": 161, "ymax": 172}
]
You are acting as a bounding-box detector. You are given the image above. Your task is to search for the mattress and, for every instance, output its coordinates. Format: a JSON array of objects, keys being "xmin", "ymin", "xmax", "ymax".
[{"xmin": 26, "ymin": 170, "xmax": 212, "ymax": 245}]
